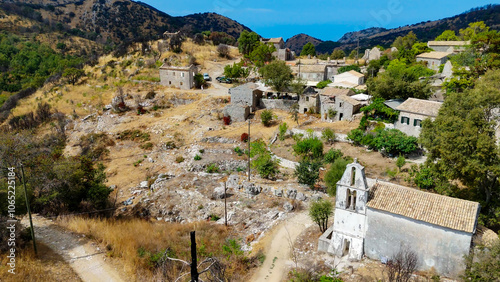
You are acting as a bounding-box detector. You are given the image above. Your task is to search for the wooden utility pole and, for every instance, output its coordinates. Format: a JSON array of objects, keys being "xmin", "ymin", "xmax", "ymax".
[
  {"xmin": 247, "ymin": 119, "xmax": 251, "ymax": 181},
  {"xmin": 190, "ymin": 231, "xmax": 198, "ymax": 282},
  {"xmin": 224, "ymin": 181, "xmax": 227, "ymax": 227},
  {"xmin": 21, "ymin": 164, "xmax": 37, "ymax": 256}
]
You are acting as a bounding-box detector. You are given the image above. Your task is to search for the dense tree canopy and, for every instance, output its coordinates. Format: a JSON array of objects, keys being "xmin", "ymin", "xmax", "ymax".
[
  {"xmin": 420, "ymin": 69, "xmax": 500, "ymax": 228},
  {"xmin": 237, "ymin": 30, "xmax": 260, "ymax": 55},
  {"xmin": 300, "ymin": 42, "xmax": 316, "ymax": 57},
  {"xmin": 331, "ymin": 49, "xmax": 345, "ymax": 60},
  {"xmin": 435, "ymin": 30, "xmax": 459, "ymax": 41},
  {"xmin": 259, "ymin": 60, "xmax": 293, "ymax": 92}
]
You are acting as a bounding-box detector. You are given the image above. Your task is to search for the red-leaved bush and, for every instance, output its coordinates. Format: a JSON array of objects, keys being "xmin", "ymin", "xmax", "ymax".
[
  {"xmin": 241, "ymin": 133, "xmax": 249, "ymax": 142},
  {"xmin": 223, "ymin": 116, "xmax": 231, "ymax": 125}
]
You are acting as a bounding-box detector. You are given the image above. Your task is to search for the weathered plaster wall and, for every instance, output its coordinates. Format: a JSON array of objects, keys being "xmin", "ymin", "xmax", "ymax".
[
  {"xmin": 394, "ymin": 112, "xmax": 431, "ymax": 137},
  {"xmin": 159, "ymin": 67, "xmax": 195, "ymax": 90},
  {"xmin": 365, "ymin": 208, "xmax": 473, "ymax": 278},
  {"xmin": 230, "ymin": 88, "xmax": 262, "ymax": 111},
  {"xmin": 223, "ymin": 104, "xmax": 250, "ymax": 122}
]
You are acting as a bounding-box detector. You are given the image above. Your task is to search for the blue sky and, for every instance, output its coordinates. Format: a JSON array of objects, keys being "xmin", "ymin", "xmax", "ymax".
[{"xmin": 137, "ymin": 1, "xmax": 498, "ymax": 41}]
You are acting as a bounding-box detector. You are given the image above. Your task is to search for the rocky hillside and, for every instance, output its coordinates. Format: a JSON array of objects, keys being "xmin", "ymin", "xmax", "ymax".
[
  {"xmin": 0, "ymin": 0, "xmax": 251, "ymax": 43},
  {"xmin": 338, "ymin": 4, "xmax": 500, "ymax": 50},
  {"xmin": 285, "ymin": 33, "xmax": 323, "ymax": 53}
]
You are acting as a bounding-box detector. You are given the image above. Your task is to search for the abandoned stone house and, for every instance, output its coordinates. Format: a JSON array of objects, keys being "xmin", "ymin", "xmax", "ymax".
[
  {"xmin": 362, "ymin": 47, "xmax": 382, "ymax": 62},
  {"xmin": 260, "ymin": 37, "xmax": 294, "ymax": 61},
  {"xmin": 394, "ymin": 98, "xmax": 442, "ymax": 137},
  {"xmin": 291, "ymin": 64, "xmax": 327, "ymax": 82},
  {"xmin": 319, "ymin": 88, "xmax": 355, "ymax": 121},
  {"xmin": 159, "ymin": 64, "xmax": 197, "ymax": 90},
  {"xmin": 318, "ymin": 160, "xmax": 480, "ymax": 278},
  {"xmin": 427, "ymin": 41, "xmax": 469, "ymax": 53},
  {"xmin": 416, "ymin": 51, "xmax": 452, "ymax": 71},
  {"xmin": 298, "ymin": 86, "xmax": 320, "ymax": 114}
]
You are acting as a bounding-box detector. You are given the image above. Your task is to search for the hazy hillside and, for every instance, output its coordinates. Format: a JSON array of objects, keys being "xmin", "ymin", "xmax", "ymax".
[
  {"xmin": 0, "ymin": 0, "xmax": 251, "ymax": 43},
  {"xmin": 339, "ymin": 4, "xmax": 500, "ymax": 50},
  {"xmin": 285, "ymin": 33, "xmax": 323, "ymax": 53}
]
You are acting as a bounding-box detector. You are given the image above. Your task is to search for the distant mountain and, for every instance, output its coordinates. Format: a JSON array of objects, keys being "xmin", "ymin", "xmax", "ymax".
[
  {"xmin": 285, "ymin": 33, "xmax": 323, "ymax": 53},
  {"xmin": 338, "ymin": 4, "xmax": 500, "ymax": 51},
  {"xmin": 0, "ymin": 0, "xmax": 251, "ymax": 43}
]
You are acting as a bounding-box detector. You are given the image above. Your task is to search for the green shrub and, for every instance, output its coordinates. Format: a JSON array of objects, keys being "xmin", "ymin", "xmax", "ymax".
[
  {"xmin": 293, "ymin": 136, "xmax": 324, "ymax": 161},
  {"xmin": 140, "ymin": 142, "xmax": 153, "ymax": 150},
  {"xmin": 199, "ymin": 149, "xmax": 204, "ymax": 153},
  {"xmin": 324, "ymin": 158, "xmax": 350, "ymax": 196},
  {"xmin": 206, "ymin": 163, "xmax": 220, "ymax": 173},
  {"xmin": 278, "ymin": 122, "xmax": 288, "ymax": 141},
  {"xmin": 321, "ymin": 128, "xmax": 335, "ymax": 144},
  {"xmin": 234, "ymin": 146, "xmax": 244, "ymax": 156},
  {"xmin": 261, "ymin": 109, "xmax": 273, "ymax": 126},
  {"xmin": 324, "ymin": 149, "xmax": 343, "ymax": 164},
  {"xmin": 295, "ymin": 160, "xmax": 321, "ymax": 188},
  {"xmin": 347, "ymin": 129, "xmax": 364, "ymax": 145},
  {"xmin": 316, "ymin": 80, "xmax": 332, "ymax": 89},
  {"xmin": 194, "ymin": 154, "xmax": 202, "ymax": 161},
  {"xmin": 396, "ymin": 155, "xmax": 406, "ymax": 171},
  {"xmin": 372, "ymin": 129, "xmax": 418, "ymax": 156}
]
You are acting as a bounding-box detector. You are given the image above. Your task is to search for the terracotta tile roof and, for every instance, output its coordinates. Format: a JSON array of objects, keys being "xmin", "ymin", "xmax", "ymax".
[
  {"xmin": 159, "ymin": 64, "xmax": 195, "ymax": 70},
  {"xmin": 396, "ymin": 98, "xmax": 442, "ymax": 117},
  {"xmin": 367, "ymin": 181, "xmax": 480, "ymax": 233},
  {"xmin": 416, "ymin": 51, "xmax": 452, "ymax": 60},
  {"xmin": 427, "ymin": 41, "xmax": 470, "ymax": 46},
  {"xmin": 337, "ymin": 95, "xmax": 361, "ymax": 106},
  {"xmin": 321, "ymin": 87, "xmax": 354, "ymax": 97},
  {"xmin": 347, "ymin": 70, "xmax": 364, "ymax": 78}
]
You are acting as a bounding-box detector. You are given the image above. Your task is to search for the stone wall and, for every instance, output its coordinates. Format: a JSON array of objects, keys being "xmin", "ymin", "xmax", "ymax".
[
  {"xmin": 365, "ymin": 208, "xmax": 473, "ymax": 278},
  {"xmin": 223, "ymin": 104, "xmax": 250, "ymax": 122},
  {"xmin": 394, "ymin": 112, "xmax": 430, "ymax": 137},
  {"xmin": 260, "ymin": 98, "xmax": 296, "ymax": 111}
]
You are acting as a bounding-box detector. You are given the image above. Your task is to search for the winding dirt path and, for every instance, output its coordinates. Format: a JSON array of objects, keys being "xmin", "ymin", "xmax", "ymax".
[
  {"xmin": 251, "ymin": 211, "xmax": 313, "ymax": 282},
  {"xmin": 22, "ymin": 215, "xmax": 125, "ymax": 282}
]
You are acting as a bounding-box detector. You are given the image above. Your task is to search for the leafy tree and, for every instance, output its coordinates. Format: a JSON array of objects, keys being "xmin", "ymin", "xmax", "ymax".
[
  {"xmin": 338, "ymin": 65, "xmax": 361, "ymax": 74},
  {"xmin": 309, "ymin": 199, "xmax": 333, "ymax": 232},
  {"xmin": 260, "ymin": 109, "xmax": 273, "ymax": 126},
  {"xmin": 224, "ymin": 62, "xmax": 249, "ymax": 78},
  {"xmin": 259, "ymin": 60, "xmax": 293, "ymax": 92},
  {"xmin": 324, "ymin": 158, "xmax": 350, "ymax": 196},
  {"xmin": 237, "ymin": 30, "xmax": 260, "ymax": 55},
  {"xmin": 411, "ymin": 42, "xmax": 433, "ymax": 56},
  {"xmin": 249, "ymin": 43, "xmax": 276, "ymax": 67},
  {"xmin": 250, "ymin": 140, "xmax": 280, "ymax": 179},
  {"xmin": 294, "ymin": 135, "xmax": 324, "ymax": 161},
  {"xmin": 348, "ymin": 49, "xmax": 357, "ymax": 59},
  {"xmin": 300, "ymin": 42, "xmax": 316, "ymax": 57},
  {"xmin": 372, "ymin": 129, "xmax": 418, "ymax": 156},
  {"xmin": 460, "ymin": 21, "xmax": 489, "ymax": 41},
  {"xmin": 321, "ymin": 128, "xmax": 335, "ymax": 144},
  {"xmin": 169, "ymin": 33, "xmax": 183, "ymax": 53},
  {"xmin": 290, "ymin": 103, "xmax": 299, "ymax": 125},
  {"xmin": 420, "ymin": 69, "xmax": 500, "ymax": 228},
  {"xmin": 209, "ymin": 32, "xmax": 235, "ymax": 46},
  {"xmin": 392, "ymin": 31, "xmax": 417, "ymax": 50},
  {"xmin": 295, "ymin": 160, "xmax": 321, "ymax": 188},
  {"xmin": 194, "ymin": 73, "xmax": 205, "ymax": 88},
  {"xmin": 193, "ymin": 33, "xmax": 205, "ymax": 45},
  {"xmin": 396, "ymin": 155, "xmax": 406, "ymax": 171},
  {"xmin": 291, "ymin": 78, "xmax": 306, "ymax": 96},
  {"xmin": 435, "ymin": 30, "xmax": 459, "ymax": 41},
  {"xmin": 62, "ymin": 67, "xmax": 85, "ymax": 85},
  {"xmin": 331, "ymin": 49, "xmax": 345, "ymax": 60}
]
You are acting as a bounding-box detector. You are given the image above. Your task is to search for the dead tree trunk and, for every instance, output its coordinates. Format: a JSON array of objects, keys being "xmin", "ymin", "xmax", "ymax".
[{"xmin": 190, "ymin": 231, "xmax": 199, "ymax": 282}]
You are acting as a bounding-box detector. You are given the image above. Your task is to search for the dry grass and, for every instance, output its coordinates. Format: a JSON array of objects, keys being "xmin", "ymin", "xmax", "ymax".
[
  {"xmin": 0, "ymin": 244, "xmax": 81, "ymax": 282},
  {"xmin": 58, "ymin": 216, "xmax": 256, "ymax": 281}
]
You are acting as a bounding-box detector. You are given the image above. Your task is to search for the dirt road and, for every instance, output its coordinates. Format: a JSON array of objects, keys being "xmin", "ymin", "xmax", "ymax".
[
  {"xmin": 251, "ymin": 211, "xmax": 313, "ymax": 282},
  {"xmin": 22, "ymin": 215, "xmax": 125, "ymax": 282}
]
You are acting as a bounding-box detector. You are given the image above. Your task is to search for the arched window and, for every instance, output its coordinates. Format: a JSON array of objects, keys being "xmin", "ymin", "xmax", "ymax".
[
  {"xmin": 352, "ymin": 190, "xmax": 357, "ymax": 210},
  {"xmin": 346, "ymin": 189, "xmax": 351, "ymax": 209},
  {"xmin": 350, "ymin": 167, "xmax": 356, "ymax": 186}
]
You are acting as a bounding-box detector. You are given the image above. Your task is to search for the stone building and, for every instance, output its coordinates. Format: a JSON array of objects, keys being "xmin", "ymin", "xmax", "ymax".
[
  {"xmin": 335, "ymin": 95, "xmax": 362, "ymax": 121},
  {"xmin": 318, "ymin": 161, "xmax": 480, "ymax": 278},
  {"xmin": 427, "ymin": 41, "xmax": 469, "ymax": 53},
  {"xmin": 394, "ymin": 98, "xmax": 442, "ymax": 137},
  {"xmin": 228, "ymin": 83, "xmax": 263, "ymax": 111},
  {"xmin": 291, "ymin": 64, "xmax": 327, "ymax": 82},
  {"xmin": 159, "ymin": 64, "xmax": 197, "ymax": 90},
  {"xmin": 298, "ymin": 86, "xmax": 320, "ymax": 114},
  {"xmin": 362, "ymin": 47, "xmax": 382, "ymax": 62},
  {"xmin": 260, "ymin": 37, "xmax": 285, "ymax": 50},
  {"xmin": 416, "ymin": 52, "xmax": 452, "ymax": 71},
  {"xmin": 319, "ymin": 88, "xmax": 355, "ymax": 121}
]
